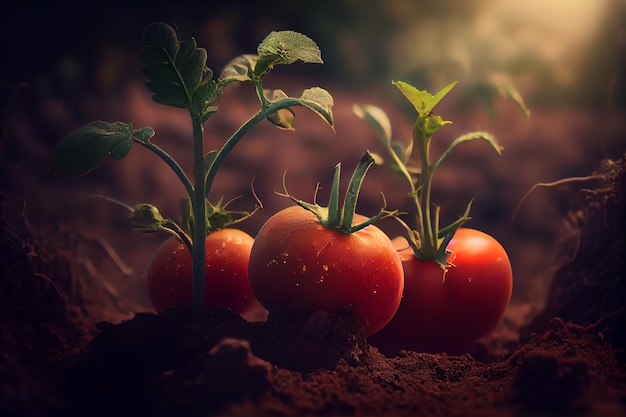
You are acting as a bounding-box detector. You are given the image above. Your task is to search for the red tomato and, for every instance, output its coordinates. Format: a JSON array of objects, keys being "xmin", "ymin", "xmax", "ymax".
[
  {"xmin": 247, "ymin": 205, "xmax": 404, "ymax": 337},
  {"xmin": 147, "ymin": 229, "xmax": 264, "ymax": 319},
  {"xmin": 368, "ymin": 228, "xmax": 513, "ymax": 355}
]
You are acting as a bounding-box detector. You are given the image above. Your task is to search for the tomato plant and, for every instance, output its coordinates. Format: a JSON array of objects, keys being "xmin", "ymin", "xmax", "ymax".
[
  {"xmin": 248, "ymin": 152, "xmax": 404, "ymax": 337},
  {"xmin": 355, "ymin": 81, "xmax": 514, "ymax": 354},
  {"xmin": 368, "ymin": 229, "xmax": 512, "ymax": 355},
  {"xmin": 147, "ymin": 229, "xmax": 263, "ymax": 318},
  {"xmin": 50, "ymin": 23, "xmax": 334, "ymax": 315}
]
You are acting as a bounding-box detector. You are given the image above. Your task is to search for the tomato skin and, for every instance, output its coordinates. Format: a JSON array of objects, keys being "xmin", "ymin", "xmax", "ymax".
[
  {"xmin": 147, "ymin": 229, "xmax": 263, "ymax": 318},
  {"xmin": 368, "ymin": 228, "xmax": 513, "ymax": 355},
  {"xmin": 248, "ymin": 205, "xmax": 404, "ymax": 337}
]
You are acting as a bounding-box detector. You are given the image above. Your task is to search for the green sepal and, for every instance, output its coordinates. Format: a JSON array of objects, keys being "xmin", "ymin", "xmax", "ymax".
[
  {"xmin": 50, "ymin": 121, "xmax": 134, "ymax": 177},
  {"xmin": 281, "ymin": 151, "xmax": 397, "ymax": 235},
  {"xmin": 206, "ymin": 196, "xmax": 261, "ymax": 232}
]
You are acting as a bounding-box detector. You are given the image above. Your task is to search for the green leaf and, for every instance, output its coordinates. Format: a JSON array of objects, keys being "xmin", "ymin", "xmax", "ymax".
[
  {"xmin": 267, "ymin": 108, "xmax": 296, "ymax": 130},
  {"xmin": 219, "ymin": 54, "xmax": 257, "ymax": 85},
  {"xmin": 264, "ymin": 89, "xmax": 295, "ymax": 130},
  {"xmin": 254, "ymin": 30, "xmax": 323, "ymax": 77},
  {"xmin": 433, "ymin": 131, "xmax": 502, "ymax": 171},
  {"xmin": 352, "ymin": 103, "xmax": 392, "ymax": 146},
  {"xmin": 498, "ymin": 83, "xmax": 531, "ymax": 121},
  {"xmin": 140, "ymin": 23, "xmax": 219, "ymax": 116},
  {"xmin": 300, "ymin": 87, "xmax": 334, "ymax": 128},
  {"xmin": 50, "ymin": 121, "xmax": 134, "ymax": 177},
  {"xmin": 394, "ymin": 80, "xmax": 457, "ymax": 117}
]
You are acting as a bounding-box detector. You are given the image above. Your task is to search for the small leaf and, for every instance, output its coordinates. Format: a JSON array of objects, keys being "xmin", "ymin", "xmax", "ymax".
[
  {"xmin": 219, "ymin": 54, "xmax": 257, "ymax": 85},
  {"xmin": 433, "ymin": 131, "xmax": 502, "ymax": 171},
  {"xmin": 352, "ymin": 103, "xmax": 392, "ymax": 145},
  {"xmin": 263, "ymin": 89, "xmax": 296, "ymax": 129},
  {"xmin": 419, "ymin": 114, "xmax": 452, "ymax": 138},
  {"xmin": 394, "ymin": 80, "xmax": 457, "ymax": 117},
  {"xmin": 51, "ymin": 121, "xmax": 134, "ymax": 177},
  {"xmin": 254, "ymin": 31, "xmax": 322, "ymax": 77},
  {"xmin": 267, "ymin": 108, "xmax": 296, "ymax": 130},
  {"xmin": 133, "ymin": 127, "xmax": 155, "ymax": 142},
  {"xmin": 264, "ymin": 88, "xmax": 289, "ymax": 102},
  {"xmin": 498, "ymin": 83, "xmax": 531, "ymax": 121},
  {"xmin": 300, "ymin": 87, "xmax": 334, "ymax": 128}
]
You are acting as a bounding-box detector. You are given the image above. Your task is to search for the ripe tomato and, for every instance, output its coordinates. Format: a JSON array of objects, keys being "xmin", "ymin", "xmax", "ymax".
[
  {"xmin": 368, "ymin": 228, "xmax": 513, "ymax": 355},
  {"xmin": 247, "ymin": 205, "xmax": 404, "ymax": 337},
  {"xmin": 147, "ymin": 228, "xmax": 264, "ymax": 319}
]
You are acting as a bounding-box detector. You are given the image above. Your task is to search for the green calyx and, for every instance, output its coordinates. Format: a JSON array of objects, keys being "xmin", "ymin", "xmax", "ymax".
[{"xmin": 282, "ymin": 151, "xmax": 397, "ymax": 235}]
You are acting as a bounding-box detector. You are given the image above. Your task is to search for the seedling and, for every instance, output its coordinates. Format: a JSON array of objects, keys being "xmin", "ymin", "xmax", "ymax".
[
  {"xmin": 354, "ymin": 81, "xmax": 502, "ymax": 267},
  {"xmin": 356, "ymin": 81, "xmax": 513, "ymax": 354},
  {"xmin": 51, "ymin": 23, "xmax": 334, "ymax": 313}
]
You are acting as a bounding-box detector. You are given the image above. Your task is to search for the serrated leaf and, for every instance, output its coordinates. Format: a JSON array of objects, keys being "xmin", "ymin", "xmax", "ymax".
[
  {"xmin": 300, "ymin": 87, "xmax": 334, "ymax": 128},
  {"xmin": 50, "ymin": 121, "xmax": 134, "ymax": 177},
  {"xmin": 394, "ymin": 80, "xmax": 457, "ymax": 117},
  {"xmin": 258, "ymin": 30, "xmax": 322, "ymax": 64},
  {"xmin": 140, "ymin": 23, "xmax": 218, "ymax": 115},
  {"xmin": 254, "ymin": 31, "xmax": 322, "ymax": 77}
]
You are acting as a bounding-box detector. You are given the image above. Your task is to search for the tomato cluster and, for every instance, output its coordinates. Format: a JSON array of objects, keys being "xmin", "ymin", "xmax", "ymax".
[{"xmin": 147, "ymin": 213, "xmax": 512, "ymax": 355}]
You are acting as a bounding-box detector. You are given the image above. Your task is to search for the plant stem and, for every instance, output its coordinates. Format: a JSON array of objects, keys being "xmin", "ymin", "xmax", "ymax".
[
  {"xmin": 191, "ymin": 115, "xmax": 206, "ymax": 312},
  {"xmin": 204, "ymin": 98, "xmax": 306, "ymax": 197},
  {"xmin": 135, "ymin": 139, "xmax": 194, "ymax": 198}
]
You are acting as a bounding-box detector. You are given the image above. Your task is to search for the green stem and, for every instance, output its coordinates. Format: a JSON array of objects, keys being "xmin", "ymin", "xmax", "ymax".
[
  {"xmin": 135, "ymin": 139, "xmax": 194, "ymax": 198},
  {"xmin": 204, "ymin": 98, "xmax": 306, "ymax": 197},
  {"xmin": 161, "ymin": 219, "xmax": 193, "ymax": 252},
  {"xmin": 191, "ymin": 115, "xmax": 206, "ymax": 312},
  {"xmin": 414, "ymin": 123, "xmax": 436, "ymax": 258}
]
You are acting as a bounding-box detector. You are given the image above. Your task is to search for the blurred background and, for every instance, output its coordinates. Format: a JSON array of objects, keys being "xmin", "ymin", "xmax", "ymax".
[{"xmin": 1, "ymin": 0, "xmax": 625, "ymax": 322}]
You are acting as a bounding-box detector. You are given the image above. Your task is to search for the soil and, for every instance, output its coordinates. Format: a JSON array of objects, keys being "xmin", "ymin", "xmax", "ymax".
[{"xmin": 1, "ymin": 154, "xmax": 625, "ymax": 417}]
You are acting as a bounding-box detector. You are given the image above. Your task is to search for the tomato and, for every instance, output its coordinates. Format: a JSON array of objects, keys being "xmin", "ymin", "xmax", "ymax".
[
  {"xmin": 368, "ymin": 228, "xmax": 513, "ymax": 355},
  {"xmin": 147, "ymin": 228, "xmax": 264, "ymax": 319},
  {"xmin": 247, "ymin": 205, "xmax": 404, "ymax": 337}
]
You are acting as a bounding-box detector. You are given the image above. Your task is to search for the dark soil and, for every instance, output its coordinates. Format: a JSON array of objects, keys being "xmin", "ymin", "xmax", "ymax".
[{"xmin": 1, "ymin": 156, "xmax": 625, "ymax": 417}]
